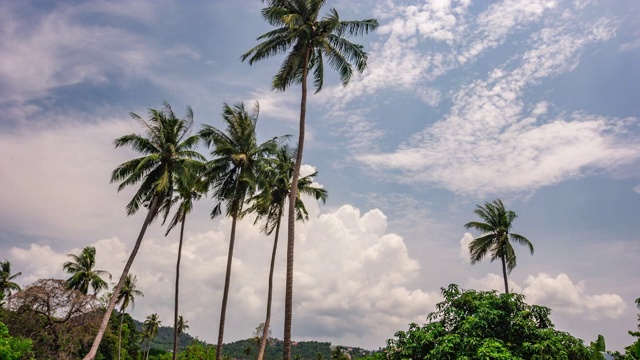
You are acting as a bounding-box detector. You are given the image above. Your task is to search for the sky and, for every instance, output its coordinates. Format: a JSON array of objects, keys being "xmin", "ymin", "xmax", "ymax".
[{"xmin": 1, "ymin": 0, "xmax": 639, "ymax": 353}]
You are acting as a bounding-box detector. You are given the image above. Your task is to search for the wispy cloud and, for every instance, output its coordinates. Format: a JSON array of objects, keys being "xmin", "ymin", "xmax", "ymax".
[{"xmin": 338, "ymin": 0, "xmax": 639, "ymax": 195}]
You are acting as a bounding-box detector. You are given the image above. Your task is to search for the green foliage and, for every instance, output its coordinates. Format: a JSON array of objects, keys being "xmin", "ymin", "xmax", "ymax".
[
  {"xmin": 177, "ymin": 341, "xmax": 216, "ymax": 360},
  {"xmin": 219, "ymin": 338, "xmax": 372, "ymax": 359},
  {"xmin": 612, "ymin": 297, "xmax": 640, "ymax": 359},
  {"xmin": 368, "ymin": 284, "xmax": 595, "ymax": 360},
  {"xmin": 0, "ymin": 321, "xmax": 34, "ymax": 360}
]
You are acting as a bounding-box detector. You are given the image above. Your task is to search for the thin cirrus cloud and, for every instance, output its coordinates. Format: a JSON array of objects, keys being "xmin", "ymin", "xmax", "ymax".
[{"xmin": 336, "ymin": 0, "xmax": 640, "ymax": 195}]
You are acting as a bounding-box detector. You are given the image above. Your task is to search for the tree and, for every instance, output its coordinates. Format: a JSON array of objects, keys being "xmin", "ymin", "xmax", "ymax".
[
  {"xmin": 0, "ymin": 260, "xmax": 22, "ymax": 299},
  {"xmin": 0, "ymin": 321, "xmax": 34, "ymax": 360},
  {"xmin": 63, "ymin": 246, "xmax": 111, "ymax": 296},
  {"xmin": 5, "ymin": 278, "xmax": 103, "ymax": 359},
  {"xmin": 83, "ymin": 101, "xmax": 205, "ymax": 360},
  {"xmin": 142, "ymin": 313, "xmax": 161, "ymax": 360},
  {"xmin": 246, "ymin": 145, "xmax": 327, "ymax": 360},
  {"xmin": 177, "ymin": 316, "xmax": 189, "ymax": 337},
  {"xmin": 373, "ymin": 284, "xmax": 595, "ymax": 360},
  {"xmin": 464, "ymin": 198, "xmax": 534, "ymax": 294},
  {"xmin": 242, "ymin": 3, "xmax": 378, "ymax": 358},
  {"xmin": 161, "ymin": 169, "xmax": 205, "ymax": 360},
  {"xmin": 199, "ymin": 101, "xmax": 281, "ymax": 360},
  {"xmin": 115, "ymin": 274, "xmax": 144, "ymax": 360}
]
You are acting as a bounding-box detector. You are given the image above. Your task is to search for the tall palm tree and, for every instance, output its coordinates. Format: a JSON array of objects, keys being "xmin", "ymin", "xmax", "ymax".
[
  {"xmin": 161, "ymin": 169, "xmax": 205, "ymax": 360},
  {"xmin": 115, "ymin": 274, "xmax": 143, "ymax": 360},
  {"xmin": 83, "ymin": 102, "xmax": 205, "ymax": 360},
  {"xmin": 464, "ymin": 199, "xmax": 534, "ymax": 294},
  {"xmin": 0, "ymin": 260, "xmax": 22, "ymax": 298},
  {"xmin": 63, "ymin": 246, "xmax": 111, "ymax": 295},
  {"xmin": 142, "ymin": 313, "xmax": 161, "ymax": 360},
  {"xmin": 242, "ymin": 3, "xmax": 377, "ymax": 357},
  {"xmin": 246, "ymin": 145, "xmax": 327, "ymax": 360},
  {"xmin": 199, "ymin": 101, "xmax": 281, "ymax": 360}
]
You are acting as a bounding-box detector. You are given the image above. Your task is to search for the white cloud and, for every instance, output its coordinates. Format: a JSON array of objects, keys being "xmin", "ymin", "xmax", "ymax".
[
  {"xmin": 0, "ymin": 2, "xmax": 157, "ymax": 103},
  {"xmin": 6, "ymin": 200, "xmax": 440, "ymax": 349},
  {"xmin": 458, "ymin": 232, "xmax": 473, "ymax": 262},
  {"xmin": 354, "ymin": 9, "xmax": 639, "ymax": 195},
  {"xmin": 0, "ymin": 117, "xmax": 140, "ymax": 241},
  {"xmin": 466, "ymin": 272, "xmax": 626, "ymax": 320}
]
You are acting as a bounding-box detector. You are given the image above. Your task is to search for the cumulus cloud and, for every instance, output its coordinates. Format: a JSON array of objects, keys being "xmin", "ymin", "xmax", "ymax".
[
  {"xmin": 466, "ymin": 272, "xmax": 626, "ymax": 319},
  {"xmin": 7, "ymin": 200, "xmax": 440, "ymax": 349}
]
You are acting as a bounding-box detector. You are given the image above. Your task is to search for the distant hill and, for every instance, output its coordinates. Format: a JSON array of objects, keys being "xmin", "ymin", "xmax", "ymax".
[
  {"xmin": 133, "ymin": 318, "xmax": 198, "ymax": 352},
  {"xmin": 132, "ymin": 318, "xmax": 376, "ymax": 359}
]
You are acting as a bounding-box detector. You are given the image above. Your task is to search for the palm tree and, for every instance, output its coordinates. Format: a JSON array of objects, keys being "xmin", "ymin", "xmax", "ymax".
[
  {"xmin": 63, "ymin": 246, "xmax": 111, "ymax": 295},
  {"xmin": 161, "ymin": 169, "xmax": 205, "ymax": 360},
  {"xmin": 177, "ymin": 315, "xmax": 189, "ymax": 336},
  {"xmin": 0, "ymin": 260, "xmax": 22, "ymax": 298},
  {"xmin": 464, "ymin": 199, "xmax": 534, "ymax": 294},
  {"xmin": 142, "ymin": 313, "xmax": 161, "ymax": 360},
  {"xmin": 247, "ymin": 145, "xmax": 327, "ymax": 360},
  {"xmin": 242, "ymin": 3, "xmax": 377, "ymax": 357},
  {"xmin": 115, "ymin": 274, "xmax": 143, "ymax": 360},
  {"xmin": 83, "ymin": 102, "xmax": 204, "ymax": 360},
  {"xmin": 199, "ymin": 101, "xmax": 281, "ymax": 360}
]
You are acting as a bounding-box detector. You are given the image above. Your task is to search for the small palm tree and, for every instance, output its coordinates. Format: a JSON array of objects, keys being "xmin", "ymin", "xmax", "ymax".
[
  {"xmin": 247, "ymin": 145, "xmax": 327, "ymax": 360},
  {"xmin": 464, "ymin": 199, "xmax": 534, "ymax": 294},
  {"xmin": 160, "ymin": 163, "xmax": 205, "ymax": 360},
  {"xmin": 177, "ymin": 315, "xmax": 189, "ymax": 336},
  {"xmin": 242, "ymin": 3, "xmax": 377, "ymax": 357},
  {"xmin": 0, "ymin": 260, "xmax": 22, "ymax": 298},
  {"xmin": 142, "ymin": 313, "xmax": 161, "ymax": 360},
  {"xmin": 115, "ymin": 274, "xmax": 143, "ymax": 360},
  {"xmin": 83, "ymin": 102, "xmax": 204, "ymax": 360},
  {"xmin": 63, "ymin": 246, "xmax": 111, "ymax": 295},
  {"xmin": 199, "ymin": 101, "xmax": 282, "ymax": 360}
]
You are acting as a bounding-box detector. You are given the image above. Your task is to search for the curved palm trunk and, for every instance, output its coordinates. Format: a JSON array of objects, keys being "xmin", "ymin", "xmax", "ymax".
[
  {"xmin": 501, "ymin": 255, "xmax": 509, "ymax": 294},
  {"xmin": 118, "ymin": 312, "xmax": 124, "ymax": 360},
  {"xmin": 284, "ymin": 47, "xmax": 310, "ymax": 360},
  {"xmin": 216, "ymin": 213, "xmax": 239, "ymax": 360},
  {"xmin": 83, "ymin": 196, "xmax": 160, "ymax": 360},
  {"xmin": 257, "ymin": 213, "xmax": 283, "ymax": 360},
  {"xmin": 173, "ymin": 216, "xmax": 187, "ymax": 360}
]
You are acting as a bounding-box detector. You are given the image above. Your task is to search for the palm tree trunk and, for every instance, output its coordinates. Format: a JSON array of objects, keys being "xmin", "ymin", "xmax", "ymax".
[
  {"xmin": 83, "ymin": 196, "xmax": 160, "ymax": 360},
  {"xmin": 216, "ymin": 213, "xmax": 239, "ymax": 360},
  {"xmin": 173, "ymin": 216, "xmax": 186, "ymax": 360},
  {"xmin": 145, "ymin": 341, "xmax": 151, "ymax": 360},
  {"xmin": 284, "ymin": 47, "xmax": 310, "ymax": 360},
  {"xmin": 257, "ymin": 214, "xmax": 282, "ymax": 360},
  {"xmin": 501, "ymin": 255, "xmax": 509, "ymax": 294},
  {"xmin": 118, "ymin": 312, "xmax": 124, "ymax": 360}
]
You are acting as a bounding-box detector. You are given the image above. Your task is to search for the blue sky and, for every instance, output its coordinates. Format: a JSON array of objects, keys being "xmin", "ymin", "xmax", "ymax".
[{"xmin": 1, "ymin": 0, "xmax": 639, "ymax": 352}]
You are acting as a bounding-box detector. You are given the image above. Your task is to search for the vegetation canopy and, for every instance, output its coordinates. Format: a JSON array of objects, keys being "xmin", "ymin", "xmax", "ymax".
[{"xmin": 372, "ymin": 284, "xmax": 596, "ymax": 360}]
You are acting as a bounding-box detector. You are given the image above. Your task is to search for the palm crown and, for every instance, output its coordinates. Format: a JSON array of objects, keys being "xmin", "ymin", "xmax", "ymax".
[
  {"xmin": 63, "ymin": 246, "xmax": 112, "ymax": 295},
  {"xmin": 200, "ymin": 102, "xmax": 282, "ymax": 217},
  {"xmin": 247, "ymin": 144, "xmax": 327, "ymax": 235},
  {"xmin": 464, "ymin": 199, "xmax": 534, "ymax": 293},
  {"xmin": 242, "ymin": 0, "xmax": 378, "ymax": 93},
  {"xmin": 111, "ymin": 101, "xmax": 205, "ymax": 216},
  {"xmin": 0, "ymin": 260, "xmax": 22, "ymax": 297}
]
